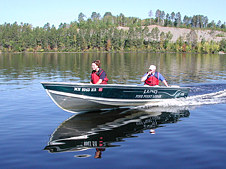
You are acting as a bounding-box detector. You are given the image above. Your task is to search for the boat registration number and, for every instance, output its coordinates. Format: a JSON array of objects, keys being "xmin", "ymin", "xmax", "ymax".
[{"xmin": 74, "ymin": 87, "xmax": 97, "ymax": 92}]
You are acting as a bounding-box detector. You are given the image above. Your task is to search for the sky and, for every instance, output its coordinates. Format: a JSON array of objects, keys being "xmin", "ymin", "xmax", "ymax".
[{"xmin": 1, "ymin": 0, "xmax": 225, "ymax": 27}]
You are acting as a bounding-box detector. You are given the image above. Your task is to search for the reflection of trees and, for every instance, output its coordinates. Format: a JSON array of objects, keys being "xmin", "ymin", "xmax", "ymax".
[{"xmin": 0, "ymin": 53, "xmax": 223, "ymax": 84}]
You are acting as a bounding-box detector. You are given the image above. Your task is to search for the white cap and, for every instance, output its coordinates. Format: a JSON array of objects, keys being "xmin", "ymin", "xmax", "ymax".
[{"xmin": 149, "ymin": 65, "xmax": 156, "ymax": 70}]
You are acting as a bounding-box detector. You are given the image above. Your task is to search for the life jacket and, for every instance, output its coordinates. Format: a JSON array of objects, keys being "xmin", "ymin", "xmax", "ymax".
[
  {"xmin": 91, "ymin": 69, "xmax": 108, "ymax": 84},
  {"xmin": 144, "ymin": 72, "xmax": 159, "ymax": 86}
]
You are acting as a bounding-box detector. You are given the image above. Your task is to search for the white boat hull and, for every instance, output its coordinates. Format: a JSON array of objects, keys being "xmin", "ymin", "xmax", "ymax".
[{"xmin": 46, "ymin": 89, "xmax": 162, "ymax": 113}]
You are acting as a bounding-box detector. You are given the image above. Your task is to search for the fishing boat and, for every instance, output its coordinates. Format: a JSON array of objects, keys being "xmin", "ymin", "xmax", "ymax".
[{"xmin": 41, "ymin": 82, "xmax": 189, "ymax": 113}]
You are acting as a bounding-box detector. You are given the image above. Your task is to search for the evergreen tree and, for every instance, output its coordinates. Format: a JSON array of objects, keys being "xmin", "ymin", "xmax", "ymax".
[{"xmin": 175, "ymin": 12, "xmax": 181, "ymax": 27}]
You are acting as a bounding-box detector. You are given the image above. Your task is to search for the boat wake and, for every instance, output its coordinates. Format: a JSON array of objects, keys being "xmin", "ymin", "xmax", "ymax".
[{"xmin": 139, "ymin": 89, "xmax": 226, "ymax": 109}]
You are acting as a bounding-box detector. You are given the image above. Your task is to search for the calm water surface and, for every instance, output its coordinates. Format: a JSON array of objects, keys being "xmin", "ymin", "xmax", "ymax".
[{"xmin": 0, "ymin": 53, "xmax": 226, "ymax": 169}]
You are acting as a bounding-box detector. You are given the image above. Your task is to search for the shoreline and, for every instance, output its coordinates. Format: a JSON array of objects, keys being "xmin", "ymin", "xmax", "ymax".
[{"xmin": 0, "ymin": 51, "xmax": 225, "ymax": 55}]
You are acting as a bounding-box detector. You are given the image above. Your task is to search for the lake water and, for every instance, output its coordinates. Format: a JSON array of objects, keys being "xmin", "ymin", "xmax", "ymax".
[{"xmin": 0, "ymin": 52, "xmax": 226, "ymax": 169}]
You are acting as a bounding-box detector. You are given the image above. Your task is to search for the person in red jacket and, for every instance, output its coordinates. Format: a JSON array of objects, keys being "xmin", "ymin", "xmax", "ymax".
[
  {"xmin": 90, "ymin": 60, "xmax": 108, "ymax": 84},
  {"xmin": 141, "ymin": 65, "xmax": 169, "ymax": 87}
]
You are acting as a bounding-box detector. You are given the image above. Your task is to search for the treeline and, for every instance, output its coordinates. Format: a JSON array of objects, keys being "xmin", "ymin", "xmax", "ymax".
[
  {"xmin": 0, "ymin": 10, "xmax": 225, "ymax": 53},
  {"xmin": 148, "ymin": 9, "xmax": 225, "ymax": 29}
]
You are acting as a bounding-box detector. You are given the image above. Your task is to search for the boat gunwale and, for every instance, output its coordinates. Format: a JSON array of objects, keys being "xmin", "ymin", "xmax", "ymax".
[{"xmin": 47, "ymin": 89, "xmax": 165, "ymax": 102}]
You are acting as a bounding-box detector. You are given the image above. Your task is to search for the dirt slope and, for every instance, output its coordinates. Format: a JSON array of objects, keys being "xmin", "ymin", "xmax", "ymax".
[{"xmin": 118, "ymin": 25, "xmax": 226, "ymax": 42}]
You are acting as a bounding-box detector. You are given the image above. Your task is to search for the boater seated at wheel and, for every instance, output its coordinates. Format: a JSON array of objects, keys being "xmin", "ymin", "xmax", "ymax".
[
  {"xmin": 141, "ymin": 65, "xmax": 169, "ymax": 87},
  {"xmin": 90, "ymin": 60, "xmax": 108, "ymax": 84}
]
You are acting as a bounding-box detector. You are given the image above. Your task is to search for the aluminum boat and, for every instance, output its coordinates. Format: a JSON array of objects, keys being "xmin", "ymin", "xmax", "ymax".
[{"xmin": 41, "ymin": 82, "xmax": 189, "ymax": 113}]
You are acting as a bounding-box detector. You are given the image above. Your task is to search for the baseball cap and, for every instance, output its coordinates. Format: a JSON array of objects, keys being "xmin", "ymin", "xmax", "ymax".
[{"xmin": 149, "ymin": 65, "xmax": 156, "ymax": 70}]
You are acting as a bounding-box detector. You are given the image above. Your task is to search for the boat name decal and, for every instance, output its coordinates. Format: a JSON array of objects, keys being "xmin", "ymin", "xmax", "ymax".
[
  {"xmin": 143, "ymin": 89, "xmax": 158, "ymax": 94},
  {"xmin": 135, "ymin": 95, "xmax": 162, "ymax": 99},
  {"xmin": 74, "ymin": 87, "xmax": 97, "ymax": 92}
]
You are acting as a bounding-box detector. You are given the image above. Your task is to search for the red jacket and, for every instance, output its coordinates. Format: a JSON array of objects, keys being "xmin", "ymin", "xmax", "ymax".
[
  {"xmin": 91, "ymin": 69, "xmax": 108, "ymax": 84},
  {"xmin": 144, "ymin": 72, "xmax": 159, "ymax": 86}
]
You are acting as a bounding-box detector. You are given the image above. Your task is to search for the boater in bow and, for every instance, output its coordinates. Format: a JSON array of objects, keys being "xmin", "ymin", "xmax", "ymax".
[
  {"xmin": 141, "ymin": 65, "xmax": 169, "ymax": 87},
  {"xmin": 90, "ymin": 60, "xmax": 108, "ymax": 84}
]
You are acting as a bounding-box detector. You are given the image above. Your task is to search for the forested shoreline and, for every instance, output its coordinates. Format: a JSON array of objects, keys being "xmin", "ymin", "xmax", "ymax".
[{"xmin": 0, "ymin": 10, "xmax": 226, "ymax": 53}]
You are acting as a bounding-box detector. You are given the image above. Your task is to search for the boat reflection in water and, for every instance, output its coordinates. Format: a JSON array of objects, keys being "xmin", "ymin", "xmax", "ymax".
[{"xmin": 44, "ymin": 107, "xmax": 190, "ymax": 158}]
